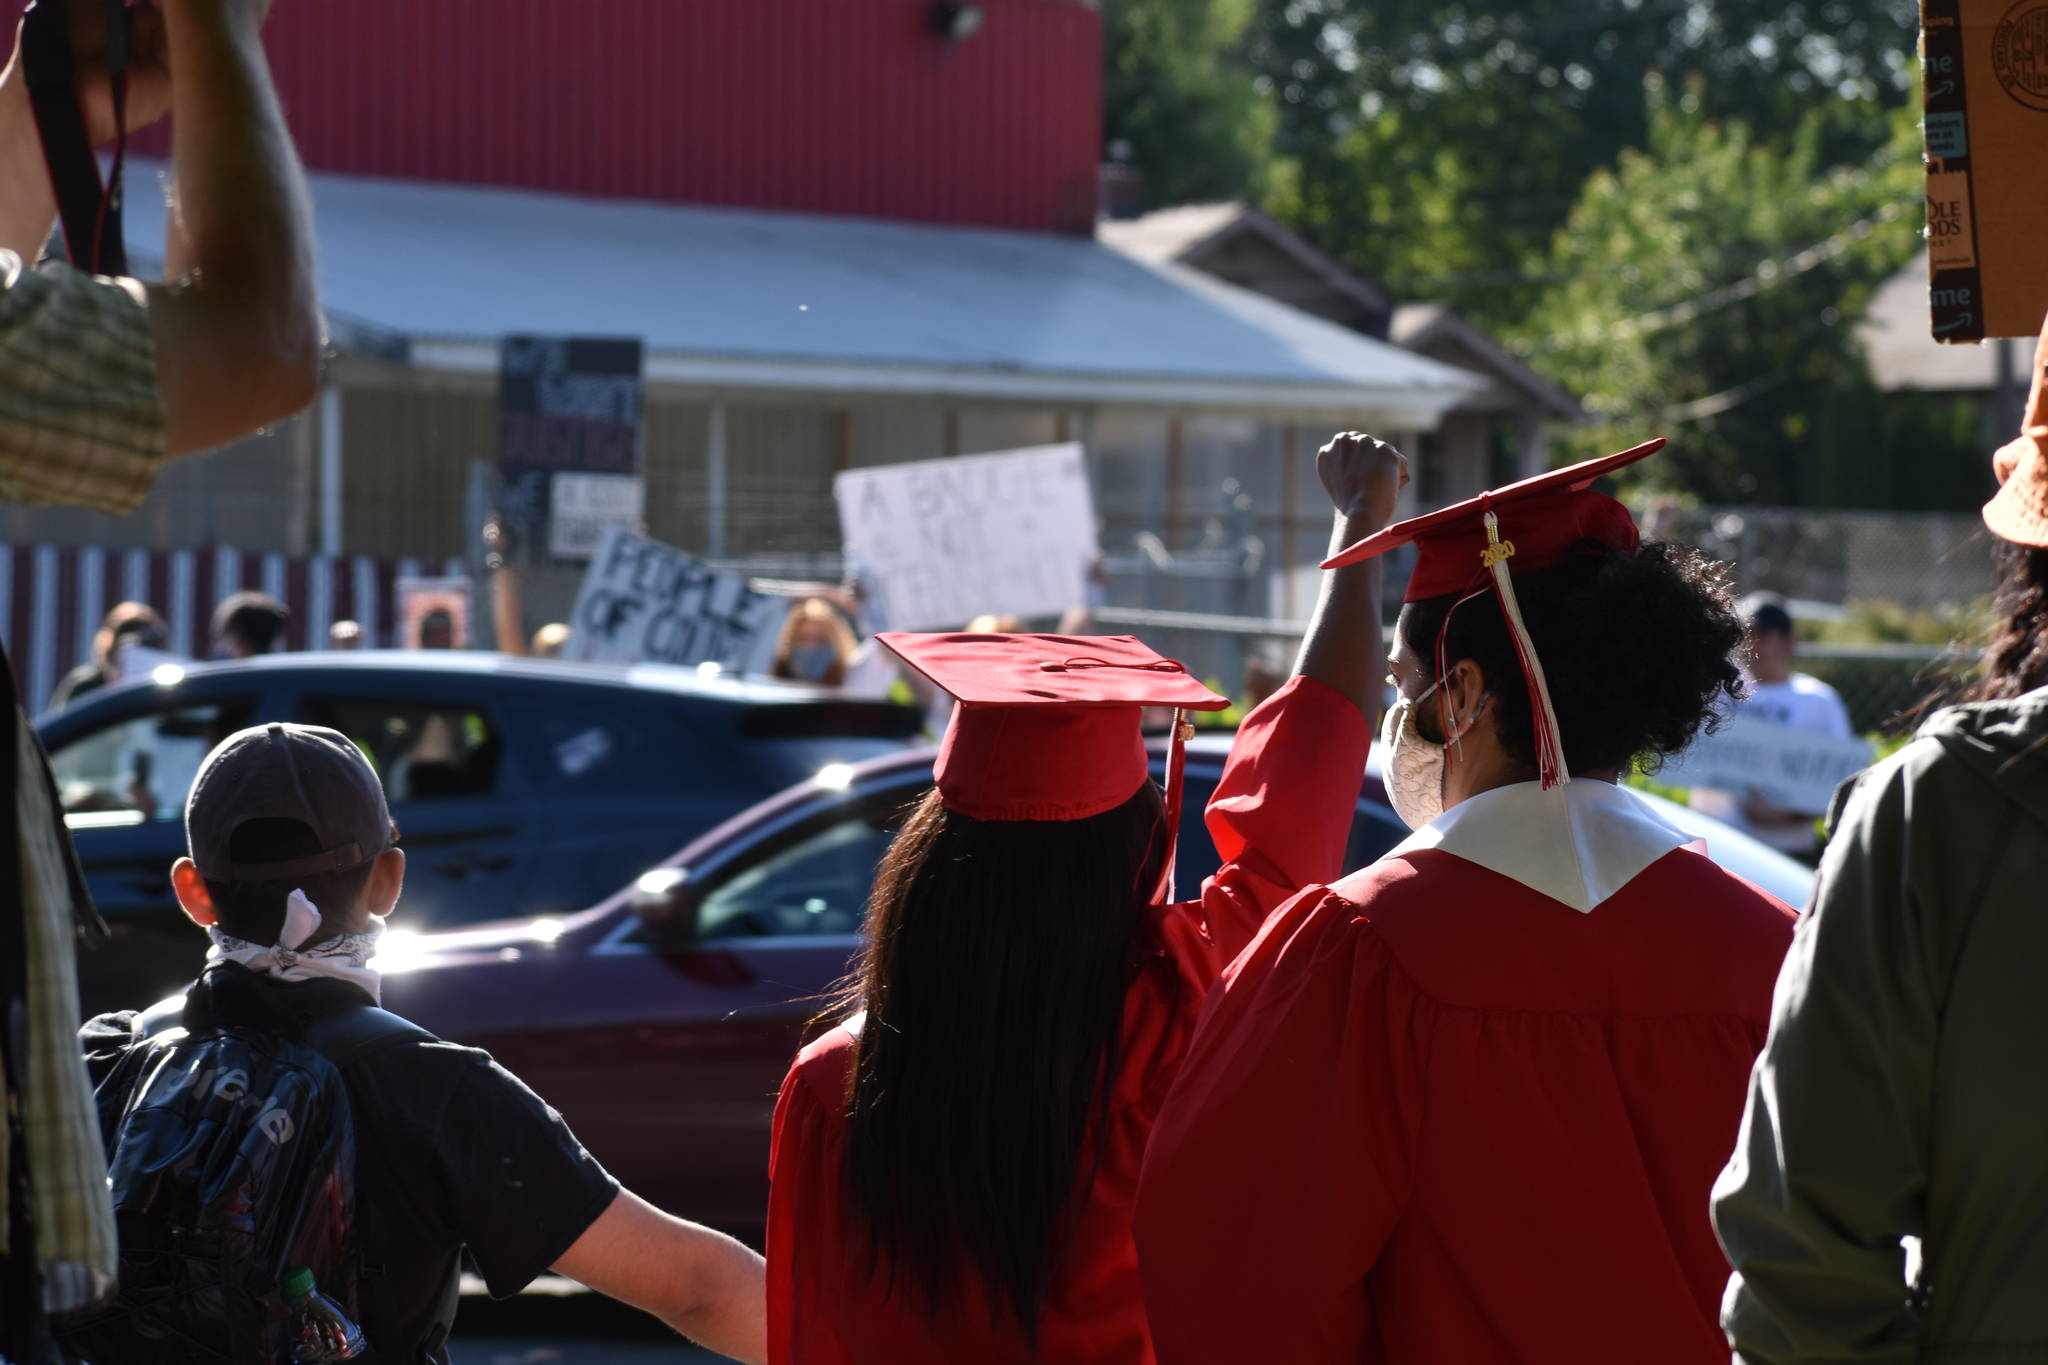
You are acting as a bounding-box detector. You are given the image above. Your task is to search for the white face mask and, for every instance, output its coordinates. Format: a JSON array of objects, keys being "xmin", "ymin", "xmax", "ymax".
[{"xmin": 1381, "ymin": 681, "xmax": 1447, "ymax": 832}]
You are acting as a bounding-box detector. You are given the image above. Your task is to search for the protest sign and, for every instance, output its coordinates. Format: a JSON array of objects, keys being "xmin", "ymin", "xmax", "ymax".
[
  {"xmin": 498, "ymin": 336, "xmax": 645, "ymax": 559},
  {"xmin": 1922, "ymin": 0, "xmax": 2048, "ymax": 341},
  {"xmin": 395, "ymin": 576, "xmax": 473, "ymax": 650},
  {"xmin": 1656, "ymin": 714, "xmax": 1875, "ymax": 815},
  {"xmin": 834, "ymin": 443, "xmax": 1097, "ymax": 632},
  {"xmin": 564, "ymin": 528, "xmax": 778, "ymax": 669}
]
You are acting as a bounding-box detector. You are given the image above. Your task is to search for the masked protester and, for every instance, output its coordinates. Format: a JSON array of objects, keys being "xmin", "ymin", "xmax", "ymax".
[
  {"xmin": 771, "ymin": 598, "xmax": 859, "ymax": 686},
  {"xmin": 1713, "ymin": 313, "xmax": 2048, "ymax": 1363},
  {"xmin": 764, "ymin": 434, "xmax": 1406, "ymax": 1364},
  {"xmin": 1134, "ymin": 440, "xmax": 1798, "ymax": 1365}
]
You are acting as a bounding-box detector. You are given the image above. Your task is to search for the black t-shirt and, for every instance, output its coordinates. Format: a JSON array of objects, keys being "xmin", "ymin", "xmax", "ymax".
[{"xmin": 81, "ymin": 965, "xmax": 620, "ymax": 1365}]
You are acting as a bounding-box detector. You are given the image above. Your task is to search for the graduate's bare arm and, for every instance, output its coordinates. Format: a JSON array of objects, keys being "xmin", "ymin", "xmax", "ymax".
[
  {"xmin": 552, "ymin": 1189, "xmax": 768, "ymax": 1364},
  {"xmin": 1295, "ymin": 433, "xmax": 1408, "ymax": 723}
]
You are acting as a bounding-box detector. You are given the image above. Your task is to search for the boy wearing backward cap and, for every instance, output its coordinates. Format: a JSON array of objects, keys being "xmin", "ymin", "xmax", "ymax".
[{"xmin": 73, "ymin": 722, "xmax": 768, "ymax": 1364}]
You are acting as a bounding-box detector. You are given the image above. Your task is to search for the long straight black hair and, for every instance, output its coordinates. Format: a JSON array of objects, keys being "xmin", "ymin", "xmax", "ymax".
[{"xmin": 835, "ymin": 780, "xmax": 1166, "ymax": 1340}]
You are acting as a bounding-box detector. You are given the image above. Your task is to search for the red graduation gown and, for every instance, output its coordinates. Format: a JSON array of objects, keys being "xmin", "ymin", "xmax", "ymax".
[
  {"xmin": 765, "ymin": 675, "xmax": 1372, "ymax": 1365},
  {"xmin": 1134, "ymin": 832, "xmax": 1798, "ymax": 1365}
]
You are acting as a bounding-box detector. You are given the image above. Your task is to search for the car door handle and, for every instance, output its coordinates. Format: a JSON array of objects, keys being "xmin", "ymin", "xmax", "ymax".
[{"xmin": 124, "ymin": 875, "xmax": 171, "ymax": 896}]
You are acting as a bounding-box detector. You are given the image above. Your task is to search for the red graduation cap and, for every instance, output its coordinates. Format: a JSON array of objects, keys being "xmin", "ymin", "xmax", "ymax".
[
  {"xmin": 876, "ymin": 632, "xmax": 1230, "ymax": 903},
  {"xmin": 1322, "ymin": 438, "xmax": 1666, "ymax": 788}
]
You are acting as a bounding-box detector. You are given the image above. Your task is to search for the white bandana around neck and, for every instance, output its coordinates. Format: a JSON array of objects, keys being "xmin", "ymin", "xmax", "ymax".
[
  {"xmin": 206, "ymin": 889, "xmax": 386, "ymax": 1004},
  {"xmin": 1385, "ymin": 778, "xmax": 1702, "ymax": 913}
]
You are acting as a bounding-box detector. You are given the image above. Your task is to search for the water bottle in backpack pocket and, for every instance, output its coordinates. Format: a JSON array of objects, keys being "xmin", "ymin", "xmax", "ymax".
[{"xmin": 58, "ymin": 996, "xmax": 426, "ymax": 1363}]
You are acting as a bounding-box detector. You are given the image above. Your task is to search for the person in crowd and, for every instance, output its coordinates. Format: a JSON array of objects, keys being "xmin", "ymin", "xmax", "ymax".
[
  {"xmin": 763, "ymin": 434, "xmax": 1405, "ymax": 1363},
  {"xmin": 530, "ymin": 621, "xmax": 571, "ymax": 657},
  {"xmin": 771, "ymin": 596, "xmax": 860, "ymax": 686},
  {"xmin": 0, "ymin": 0, "xmax": 323, "ymax": 1351},
  {"xmin": 417, "ymin": 608, "xmax": 456, "ymax": 650},
  {"xmin": 1713, "ymin": 314, "xmax": 2048, "ymax": 1363},
  {"xmin": 482, "ymin": 516, "xmax": 571, "ymax": 658},
  {"xmin": 211, "ymin": 589, "xmax": 290, "ymax": 659},
  {"xmin": 48, "ymin": 601, "xmax": 169, "ymax": 709},
  {"xmin": 329, "ymin": 619, "xmax": 365, "ymax": 650},
  {"xmin": 70, "ymin": 723, "xmax": 767, "ymax": 1363},
  {"xmin": 1690, "ymin": 591, "xmax": 1855, "ymax": 858},
  {"xmin": 1239, "ymin": 654, "xmax": 1283, "ymax": 713},
  {"xmin": 1134, "ymin": 439, "xmax": 1798, "ymax": 1365}
]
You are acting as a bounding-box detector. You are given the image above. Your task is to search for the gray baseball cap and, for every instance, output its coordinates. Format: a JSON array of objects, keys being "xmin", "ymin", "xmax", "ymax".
[{"xmin": 186, "ymin": 723, "xmax": 392, "ymax": 882}]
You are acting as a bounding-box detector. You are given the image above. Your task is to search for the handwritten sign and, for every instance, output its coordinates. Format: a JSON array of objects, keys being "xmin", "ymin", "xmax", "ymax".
[
  {"xmin": 395, "ymin": 576, "xmax": 472, "ymax": 650},
  {"xmin": 564, "ymin": 528, "xmax": 776, "ymax": 669},
  {"xmin": 834, "ymin": 443, "xmax": 1097, "ymax": 631},
  {"xmin": 498, "ymin": 335, "xmax": 644, "ymax": 560},
  {"xmin": 1657, "ymin": 714, "xmax": 1875, "ymax": 814}
]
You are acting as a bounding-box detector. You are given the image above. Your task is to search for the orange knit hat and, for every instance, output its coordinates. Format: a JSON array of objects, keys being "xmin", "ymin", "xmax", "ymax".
[{"xmin": 1983, "ymin": 311, "xmax": 2048, "ymax": 551}]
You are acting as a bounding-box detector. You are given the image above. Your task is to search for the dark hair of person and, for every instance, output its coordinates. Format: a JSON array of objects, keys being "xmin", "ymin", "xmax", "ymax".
[
  {"xmin": 1739, "ymin": 592, "xmax": 1795, "ymax": 639},
  {"xmin": 204, "ymin": 817, "xmax": 386, "ymax": 945},
  {"xmin": 94, "ymin": 600, "xmax": 167, "ymax": 669},
  {"xmin": 1962, "ymin": 539, "xmax": 2048, "ymax": 703},
  {"xmin": 834, "ymin": 781, "xmax": 1166, "ymax": 1340},
  {"xmin": 1400, "ymin": 539, "xmax": 1746, "ymax": 775},
  {"xmin": 212, "ymin": 591, "xmax": 291, "ymax": 653}
]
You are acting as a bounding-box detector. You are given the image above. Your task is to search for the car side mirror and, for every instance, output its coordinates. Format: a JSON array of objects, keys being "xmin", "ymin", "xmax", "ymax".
[{"xmin": 630, "ymin": 867, "xmax": 702, "ymax": 943}]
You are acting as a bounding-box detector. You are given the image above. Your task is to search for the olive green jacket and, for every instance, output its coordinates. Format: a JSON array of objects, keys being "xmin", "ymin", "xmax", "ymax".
[{"xmin": 1714, "ymin": 685, "xmax": 2048, "ymax": 1364}]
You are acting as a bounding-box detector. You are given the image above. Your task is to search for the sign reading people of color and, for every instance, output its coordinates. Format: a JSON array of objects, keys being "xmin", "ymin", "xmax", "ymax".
[
  {"xmin": 834, "ymin": 443, "xmax": 1098, "ymax": 632},
  {"xmin": 565, "ymin": 528, "xmax": 775, "ymax": 671}
]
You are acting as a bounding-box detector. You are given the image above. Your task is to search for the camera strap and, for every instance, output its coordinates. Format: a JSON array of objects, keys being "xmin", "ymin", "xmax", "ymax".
[{"xmin": 19, "ymin": 0, "xmax": 129, "ymax": 277}]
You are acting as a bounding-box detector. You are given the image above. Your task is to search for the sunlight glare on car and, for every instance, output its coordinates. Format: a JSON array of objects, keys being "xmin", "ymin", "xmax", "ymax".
[
  {"xmin": 636, "ymin": 867, "xmax": 688, "ymax": 897},
  {"xmin": 367, "ymin": 928, "xmax": 427, "ymax": 974},
  {"xmin": 527, "ymin": 916, "xmax": 566, "ymax": 944},
  {"xmin": 151, "ymin": 664, "xmax": 185, "ymax": 687},
  {"xmin": 815, "ymin": 762, "xmax": 855, "ymax": 791}
]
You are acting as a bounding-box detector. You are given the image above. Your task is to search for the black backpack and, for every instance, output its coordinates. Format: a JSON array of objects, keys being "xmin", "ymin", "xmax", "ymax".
[{"xmin": 59, "ymin": 991, "xmax": 428, "ymax": 1364}]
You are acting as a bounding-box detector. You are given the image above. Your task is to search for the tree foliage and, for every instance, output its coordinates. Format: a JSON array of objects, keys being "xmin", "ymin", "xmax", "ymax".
[
  {"xmin": 1098, "ymin": 0, "xmax": 1966, "ymax": 509},
  {"xmin": 1519, "ymin": 81, "xmax": 1933, "ymax": 505},
  {"xmin": 1249, "ymin": 0, "xmax": 1918, "ymax": 323},
  {"xmin": 1102, "ymin": 0, "xmax": 1275, "ymax": 209}
]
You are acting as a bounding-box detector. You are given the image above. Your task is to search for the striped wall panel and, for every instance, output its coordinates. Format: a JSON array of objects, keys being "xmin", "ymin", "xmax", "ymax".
[{"xmin": 0, "ymin": 544, "xmax": 465, "ymax": 715}]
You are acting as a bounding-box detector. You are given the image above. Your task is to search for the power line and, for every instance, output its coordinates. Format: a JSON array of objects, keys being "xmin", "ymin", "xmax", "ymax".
[{"xmin": 1536, "ymin": 146, "xmax": 1916, "ymax": 349}]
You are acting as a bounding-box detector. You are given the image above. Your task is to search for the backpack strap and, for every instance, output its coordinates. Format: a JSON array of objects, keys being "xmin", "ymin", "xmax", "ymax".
[
  {"xmin": 134, "ymin": 987, "xmax": 434, "ymax": 1070},
  {"xmin": 300, "ymin": 1004, "xmax": 436, "ymax": 1071},
  {"xmin": 133, "ymin": 993, "xmax": 189, "ymax": 1042}
]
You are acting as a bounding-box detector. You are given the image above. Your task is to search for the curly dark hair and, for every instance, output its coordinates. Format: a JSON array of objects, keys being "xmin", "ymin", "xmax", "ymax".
[
  {"xmin": 1962, "ymin": 539, "xmax": 2048, "ymax": 703},
  {"xmin": 1399, "ymin": 539, "xmax": 1746, "ymax": 775}
]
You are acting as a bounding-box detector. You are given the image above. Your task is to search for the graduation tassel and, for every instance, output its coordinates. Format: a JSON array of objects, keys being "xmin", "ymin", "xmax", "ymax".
[
  {"xmin": 1156, "ymin": 707, "xmax": 1193, "ymax": 905},
  {"xmin": 1482, "ymin": 511, "xmax": 1569, "ymax": 789}
]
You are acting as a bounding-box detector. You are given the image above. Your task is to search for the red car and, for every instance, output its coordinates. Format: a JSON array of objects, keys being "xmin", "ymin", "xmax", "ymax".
[{"xmin": 376, "ymin": 738, "xmax": 1812, "ymax": 1245}]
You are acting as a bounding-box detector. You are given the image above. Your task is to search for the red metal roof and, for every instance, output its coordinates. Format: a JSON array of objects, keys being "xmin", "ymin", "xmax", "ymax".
[{"xmin": 73, "ymin": 0, "xmax": 1103, "ymax": 234}]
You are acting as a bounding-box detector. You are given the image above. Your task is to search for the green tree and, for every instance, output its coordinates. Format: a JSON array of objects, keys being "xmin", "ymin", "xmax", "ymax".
[
  {"xmin": 1249, "ymin": 0, "xmax": 1918, "ymax": 325},
  {"xmin": 1102, "ymin": 0, "xmax": 1276, "ymax": 209},
  {"xmin": 1518, "ymin": 81, "xmax": 1941, "ymax": 508}
]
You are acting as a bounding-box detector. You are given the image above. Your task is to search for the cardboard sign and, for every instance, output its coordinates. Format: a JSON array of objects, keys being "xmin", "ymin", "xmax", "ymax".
[
  {"xmin": 834, "ymin": 443, "xmax": 1097, "ymax": 632},
  {"xmin": 1922, "ymin": 0, "xmax": 2048, "ymax": 341},
  {"xmin": 550, "ymin": 471, "xmax": 646, "ymax": 561},
  {"xmin": 395, "ymin": 576, "xmax": 472, "ymax": 650},
  {"xmin": 498, "ymin": 336, "xmax": 645, "ymax": 560},
  {"xmin": 564, "ymin": 528, "xmax": 777, "ymax": 669},
  {"xmin": 1656, "ymin": 714, "xmax": 1875, "ymax": 815}
]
